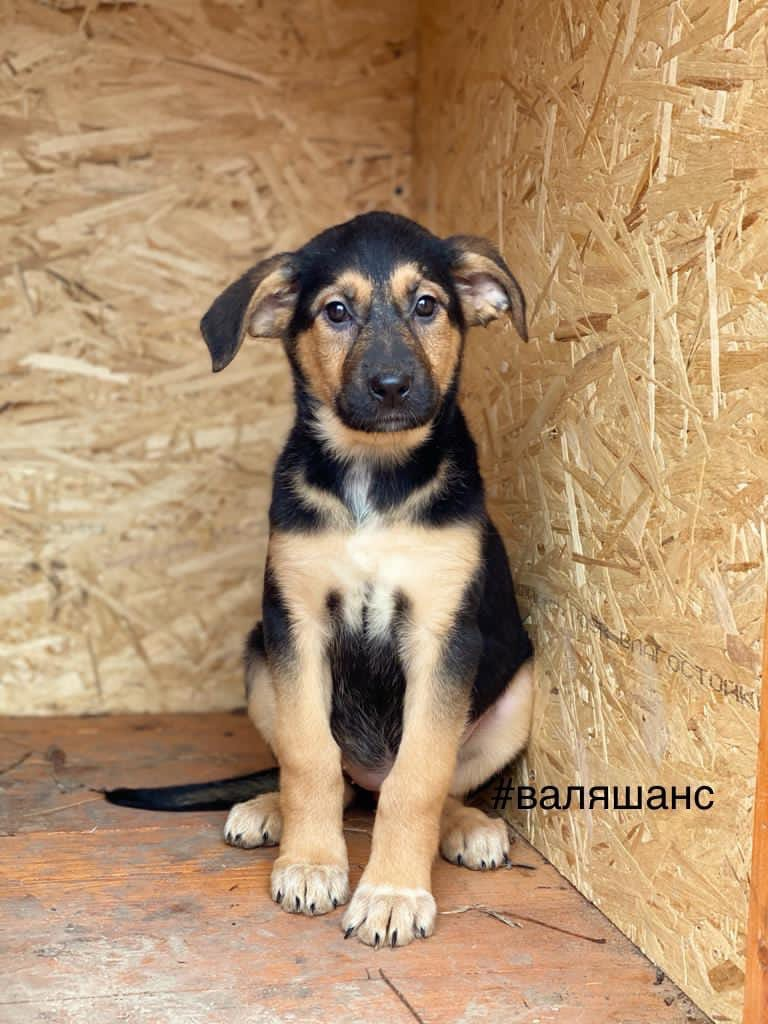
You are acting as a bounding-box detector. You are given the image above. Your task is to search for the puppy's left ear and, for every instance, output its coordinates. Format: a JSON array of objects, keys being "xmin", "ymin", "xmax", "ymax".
[
  {"xmin": 200, "ymin": 252, "xmax": 297, "ymax": 372},
  {"xmin": 446, "ymin": 235, "xmax": 528, "ymax": 341}
]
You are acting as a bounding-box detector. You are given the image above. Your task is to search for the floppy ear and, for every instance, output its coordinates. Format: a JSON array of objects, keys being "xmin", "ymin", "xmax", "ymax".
[
  {"xmin": 445, "ymin": 235, "xmax": 528, "ymax": 341},
  {"xmin": 200, "ymin": 252, "xmax": 297, "ymax": 372}
]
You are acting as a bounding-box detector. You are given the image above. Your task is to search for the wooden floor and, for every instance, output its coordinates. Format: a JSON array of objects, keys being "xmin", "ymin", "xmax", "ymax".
[{"xmin": 1, "ymin": 713, "xmax": 710, "ymax": 1024}]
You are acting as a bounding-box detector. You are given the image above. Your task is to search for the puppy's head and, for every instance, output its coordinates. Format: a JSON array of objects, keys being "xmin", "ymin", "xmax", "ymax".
[{"xmin": 200, "ymin": 212, "xmax": 527, "ymax": 445}]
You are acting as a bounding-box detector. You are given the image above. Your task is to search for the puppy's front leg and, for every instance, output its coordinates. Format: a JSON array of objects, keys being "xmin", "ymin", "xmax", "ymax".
[
  {"xmin": 269, "ymin": 626, "xmax": 349, "ymax": 916},
  {"xmin": 342, "ymin": 626, "xmax": 472, "ymax": 947}
]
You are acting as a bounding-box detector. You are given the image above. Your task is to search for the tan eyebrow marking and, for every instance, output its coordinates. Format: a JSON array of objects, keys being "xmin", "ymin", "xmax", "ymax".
[
  {"xmin": 310, "ymin": 272, "xmax": 374, "ymax": 317},
  {"xmin": 389, "ymin": 263, "xmax": 449, "ymax": 310}
]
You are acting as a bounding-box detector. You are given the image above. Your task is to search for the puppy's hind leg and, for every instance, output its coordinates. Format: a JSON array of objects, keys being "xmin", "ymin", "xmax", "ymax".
[
  {"xmin": 441, "ymin": 659, "xmax": 534, "ymax": 871},
  {"xmin": 450, "ymin": 658, "xmax": 534, "ymax": 798},
  {"xmin": 439, "ymin": 797, "xmax": 509, "ymax": 869}
]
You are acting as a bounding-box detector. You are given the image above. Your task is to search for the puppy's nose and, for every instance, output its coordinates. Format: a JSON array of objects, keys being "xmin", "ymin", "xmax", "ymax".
[{"xmin": 368, "ymin": 372, "xmax": 412, "ymax": 407}]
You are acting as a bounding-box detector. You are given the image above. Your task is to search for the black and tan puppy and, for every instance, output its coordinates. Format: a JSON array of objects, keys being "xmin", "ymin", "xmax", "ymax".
[{"xmin": 112, "ymin": 212, "xmax": 534, "ymax": 947}]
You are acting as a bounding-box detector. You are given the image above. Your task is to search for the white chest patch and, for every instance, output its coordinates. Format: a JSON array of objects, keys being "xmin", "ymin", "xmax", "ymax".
[
  {"xmin": 343, "ymin": 463, "xmax": 376, "ymax": 525},
  {"xmin": 339, "ymin": 501, "xmax": 393, "ymax": 634}
]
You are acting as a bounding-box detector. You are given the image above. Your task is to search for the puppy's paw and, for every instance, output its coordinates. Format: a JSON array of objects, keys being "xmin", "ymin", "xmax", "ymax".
[
  {"xmin": 341, "ymin": 884, "xmax": 436, "ymax": 947},
  {"xmin": 224, "ymin": 792, "xmax": 282, "ymax": 848},
  {"xmin": 270, "ymin": 857, "xmax": 349, "ymax": 916},
  {"xmin": 440, "ymin": 805, "xmax": 509, "ymax": 870}
]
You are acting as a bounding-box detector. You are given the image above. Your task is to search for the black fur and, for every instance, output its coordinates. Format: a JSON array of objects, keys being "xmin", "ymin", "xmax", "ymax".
[
  {"xmin": 327, "ymin": 589, "xmax": 409, "ymax": 775},
  {"xmin": 104, "ymin": 768, "xmax": 279, "ymax": 812}
]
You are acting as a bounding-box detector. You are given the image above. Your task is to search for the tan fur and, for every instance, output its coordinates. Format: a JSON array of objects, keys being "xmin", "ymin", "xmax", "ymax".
[
  {"xmin": 224, "ymin": 791, "xmax": 282, "ymax": 848},
  {"xmin": 448, "ymin": 235, "xmax": 528, "ymax": 340},
  {"xmin": 388, "ymin": 262, "xmax": 420, "ymax": 305},
  {"xmin": 246, "ymin": 653, "xmax": 278, "ymax": 751},
  {"xmin": 288, "ymin": 468, "xmax": 352, "ymax": 530},
  {"xmin": 340, "ymin": 680, "xmax": 467, "ymax": 944},
  {"xmin": 450, "ymin": 658, "xmax": 534, "ymax": 795},
  {"xmin": 308, "ymin": 271, "xmax": 373, "ymax": 318},
  {"xmin": 311, "ymin": 405, "xmax": 433, "ymax": 464},
  {"xmin": 387, "ymin": 263, "xmax": 461, "ymax": 394},
  {"xmin": 267, "ymin": 611, "xmax": 348, "ymax": 913},
  {"xmin": 388, "ymin": 263, "xmax": 449, "ymax": 311},
  {"xmin": 297, "ymin": 272, "xmax": 375, "ymax": 406},
  {"xmin": 295, "ymin": 324, "xmax": 348, "ymax": 408},
  {"xmin": 439, "ymin": 797, "xmax": 510, "ymax": 870},
  {"xmin": 418, "ymin": 312, "xmax": 462, "ymax": 394},
  {"xmin": 269, "ymin": 520, "xmax": 481, "ymax": 635},
  {"xmin": 246, "ymin": 257, "xmax": 297, "ymax": 338},
  {"xmin": 223, "ymin": 782, "xmax": 356, "ymax": 850},
  {"xmin": 296, "ymin": 261, "xmax": 468, "ymax": 455}
]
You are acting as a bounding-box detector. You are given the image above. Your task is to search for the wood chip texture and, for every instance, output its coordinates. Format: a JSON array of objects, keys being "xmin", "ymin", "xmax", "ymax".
[
  {"xmin": 0, "ymin": 0, "xmax": 414, "ymax": 713},
  {"xmin": 415, "ymin": 2, "xmax": 767, "ymax": 1022}
]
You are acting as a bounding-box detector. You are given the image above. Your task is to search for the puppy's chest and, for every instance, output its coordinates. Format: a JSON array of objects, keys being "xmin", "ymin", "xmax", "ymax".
[
  {"xmin": 322, "ymin": 515, "xmax": 412, "ymax": 638},
  {"xmin": 270, "ymin": 511, "xmax": 480, "ymax": 633}
]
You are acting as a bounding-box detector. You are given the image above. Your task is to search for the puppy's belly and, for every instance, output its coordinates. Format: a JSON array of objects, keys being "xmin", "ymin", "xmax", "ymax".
[
  {"xmin": 341, "ymin": 758, "xmax": 394, "ymax": 791},
  {"xmin": 328, "ymin": 587, "xmax": 406, "ymax": 792}
]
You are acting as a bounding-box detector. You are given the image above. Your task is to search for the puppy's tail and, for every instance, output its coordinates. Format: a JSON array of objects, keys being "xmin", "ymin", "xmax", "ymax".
[{"xmin": 103, "ymin": 767, "xmax": 279, "ymax": 812}]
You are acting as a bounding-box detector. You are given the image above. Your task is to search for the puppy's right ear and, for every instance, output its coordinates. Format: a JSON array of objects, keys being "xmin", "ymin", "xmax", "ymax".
[{"xmin": 200, "ymin": 253, "xmax": 297, "ymax": 372}]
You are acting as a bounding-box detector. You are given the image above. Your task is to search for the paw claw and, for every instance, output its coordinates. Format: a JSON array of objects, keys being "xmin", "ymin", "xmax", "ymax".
[
  {"xmin": 271, "ymin": 860, "xmax": 349, "ymax": 916},
  {"xmin": 441, "ymin": 808, "xmax": 510, "ymax": 871},
  {"xmin": 341, "ymin": 884, "xmax": 436, "ymax": 948},
  {"xmin": 224, "ymin": 794, "xmax": 282, "ymax": 849}
]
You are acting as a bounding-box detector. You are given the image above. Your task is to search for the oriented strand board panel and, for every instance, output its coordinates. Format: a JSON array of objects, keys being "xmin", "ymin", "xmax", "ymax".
[
  {"xmin": 415, "ymin": 2, "xmax": 767, "ymax": 1021},
  {"xmin": 0, "ymin": 0, "xmax": 414, "ymax": 713}
]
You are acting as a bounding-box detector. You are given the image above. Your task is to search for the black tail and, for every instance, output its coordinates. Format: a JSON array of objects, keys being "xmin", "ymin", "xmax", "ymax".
[{"xmin": 103, "ymin": 767, "xmax": 279, "ymax": 812}]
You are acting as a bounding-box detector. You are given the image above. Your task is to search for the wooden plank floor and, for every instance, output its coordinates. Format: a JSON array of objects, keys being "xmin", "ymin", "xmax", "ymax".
[{"xmin": 0, "ymin": 713, "xmax": 711, "ymax": 1024}]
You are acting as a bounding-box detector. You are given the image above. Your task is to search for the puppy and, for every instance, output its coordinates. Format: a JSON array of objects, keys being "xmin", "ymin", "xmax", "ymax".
[{"xmin": 110, "ymin": 212, "xmax": 534, "ymax": 947}]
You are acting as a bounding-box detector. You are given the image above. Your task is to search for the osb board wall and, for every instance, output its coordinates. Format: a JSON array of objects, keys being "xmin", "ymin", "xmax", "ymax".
[
  {"xmin": 416, "ymin": 1, "xmax": 767, "ymax": 1021},
  {"xmin": 0, "ymin": 0, "xmax": 414, "ymax": 713}
]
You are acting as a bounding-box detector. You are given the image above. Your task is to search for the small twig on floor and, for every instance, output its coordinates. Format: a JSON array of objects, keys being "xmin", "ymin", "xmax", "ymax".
[
  {"xmin": 481, "ymin": 908, "xmax": 524, "ymax": 930},
  {"xmin": 441, "ymin": 903, "xmax": 606, "ymax": 944},
  {"xmin": 441, "ymin": 903, "xmax": 521, "ymax": 929},
  {"xmin": 507, "ymin": 911, "xmax": 606, "ymax": 945},
  {"xmin": 20, "ymin": 795, "xmax": 103, "ymax": 817},
  {"xmin": 378, "ymin": 968, "xmax": 426, "ymax": 1024}
]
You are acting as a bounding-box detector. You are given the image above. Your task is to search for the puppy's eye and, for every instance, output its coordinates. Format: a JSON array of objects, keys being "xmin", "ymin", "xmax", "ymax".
[
  {"xmin": 414, "ymin": 295, "xmax": 437, "ymax": 319},
  {"xmin": 325, "ymin": 301, "xmax": 350, "ymax": 324}
]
